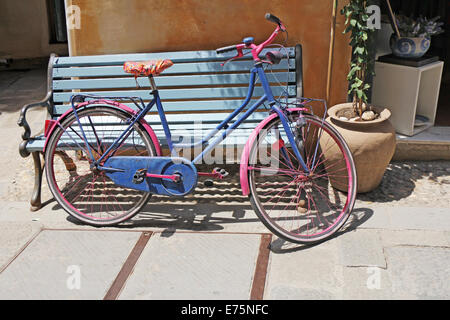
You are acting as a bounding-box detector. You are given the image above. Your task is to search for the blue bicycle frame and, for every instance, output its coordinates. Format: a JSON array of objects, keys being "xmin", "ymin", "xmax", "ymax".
[{"xmin": 72, "ymin": 63, "xmax": 309, "ymax": 173}]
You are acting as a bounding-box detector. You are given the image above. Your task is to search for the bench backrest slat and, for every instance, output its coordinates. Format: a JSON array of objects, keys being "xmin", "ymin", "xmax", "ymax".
[
  {"xmin": 53, "ymin": 59, "xmax": 295, "ymax": 78},
  {"xmin": 52, "ymin": 86, "xmax": 296, "ymax": 104},
  {"xmin": 53, "ymin": 48, "xmax": 295, "ymax": 67},
  {"xmin": 53, "ymin": 72, "xmax": 296, "ymax": 90}
]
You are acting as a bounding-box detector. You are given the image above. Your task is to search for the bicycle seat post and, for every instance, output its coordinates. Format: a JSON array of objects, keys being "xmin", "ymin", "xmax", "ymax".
[{"xmin": 148, "ymin": 75, "xmax": 157, "ymax": 92}]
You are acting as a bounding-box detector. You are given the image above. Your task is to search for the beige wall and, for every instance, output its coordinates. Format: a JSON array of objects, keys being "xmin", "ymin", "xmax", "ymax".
[
  {"xmin": 0, "ymin": 0, "xmax": 68, "ymax": 59},
  {"xmin": 66, "ymin": 0, "xmax": 351, "ymax": 109}
]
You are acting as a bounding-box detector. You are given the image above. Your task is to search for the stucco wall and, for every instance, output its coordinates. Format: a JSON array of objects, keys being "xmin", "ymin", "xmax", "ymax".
[
  {"xmin": 0, "ymin": 0, "xmax": 68, "ymax": 59},
  {"xmin": 66, "ymin": 0, "xmax": 351, "ymax": 109}
]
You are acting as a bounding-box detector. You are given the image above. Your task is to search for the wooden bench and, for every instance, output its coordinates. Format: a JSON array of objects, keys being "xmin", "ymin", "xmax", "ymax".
[{"xmin": 18, "ymin": 45, "xmax": 303, "ymax": 210}]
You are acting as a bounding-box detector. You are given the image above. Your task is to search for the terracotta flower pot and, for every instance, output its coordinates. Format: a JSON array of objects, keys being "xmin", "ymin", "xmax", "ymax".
[{"xmin": 320, "ymin": 103, "xmax": 396, "ymax": 193}]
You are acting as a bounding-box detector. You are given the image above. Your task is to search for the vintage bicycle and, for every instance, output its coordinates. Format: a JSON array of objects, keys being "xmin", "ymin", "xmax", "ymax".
[{"xmin": 43, "ymin": 14, "xmax": 357, "ymax": 244}]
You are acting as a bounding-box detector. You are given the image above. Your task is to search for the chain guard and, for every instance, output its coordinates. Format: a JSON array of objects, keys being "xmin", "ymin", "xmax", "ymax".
[{"xmin": 104, "ymin": 156, "xmax": 197, "ymax": 196}]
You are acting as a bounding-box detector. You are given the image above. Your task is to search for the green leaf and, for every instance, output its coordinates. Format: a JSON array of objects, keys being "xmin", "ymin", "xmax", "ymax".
[
  {"xmin": 348, "ymin": 66, "xmax": 361, "ymax": 78},
  {"xmin": 354, "ymin": 46, "xmax": 365, "ymax": 55},
  {"xmin": 361, "ymin": 32, "xmax": 368, "ymax": 41},
  {"xmin": 351, "ymin": 78, "xmax": 363, "ymax": 89},
  {"xmin": 356, "ymin": 89, "xmax": 363, "ymax": 99}
]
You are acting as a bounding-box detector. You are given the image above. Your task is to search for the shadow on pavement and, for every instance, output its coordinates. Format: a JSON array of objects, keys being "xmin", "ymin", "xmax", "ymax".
[
  {"xmin": 356, "ymin": 161, "xmax": 450, "ymax": 203},
  {"xmin": 269, "ymin": 207, "xmax": 374, "ymax": 253},
  {"xmin": 130, "ymin": 203, "xmax": 255, "ymax": 232},
  {"xmin": 62, "ymin": 201, "xmax": 256, "ymax": 232}
]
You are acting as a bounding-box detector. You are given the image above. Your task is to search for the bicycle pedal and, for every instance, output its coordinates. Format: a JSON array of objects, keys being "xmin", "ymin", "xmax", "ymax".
[
  {"xmin": 213, "ymin": 167, "xmax": 229, "ymax": 178},
  {"xmin": 132, "ymin": 168, "xmax": 147, "ymax": 184},
  {"xmin": 204, "ymin": 179, "xmax": 214, "ymax": 187}
]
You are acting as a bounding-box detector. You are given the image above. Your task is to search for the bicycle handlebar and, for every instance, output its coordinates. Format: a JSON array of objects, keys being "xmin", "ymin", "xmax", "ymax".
[
  {"xmin": 216, "ymin": 13, "xmax": 285, "ymax": 64},
  {"xmin": 216, "ymin": 45, "xmax": 238, "ymax": 55},
  {"xmin": 265, "ymin": 13, "xmax": 282, "ymax": 26}
]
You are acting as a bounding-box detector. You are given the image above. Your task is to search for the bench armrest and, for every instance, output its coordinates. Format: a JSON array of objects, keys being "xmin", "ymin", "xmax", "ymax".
[{"xmin": 18, "ymin": 92, "xmax": 52, "ymax": 157}]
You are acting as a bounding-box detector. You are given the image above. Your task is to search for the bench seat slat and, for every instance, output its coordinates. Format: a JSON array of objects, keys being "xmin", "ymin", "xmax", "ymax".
[
  {"xmin": 53, "ymin": 48, "xmax": 295, "ymax": 67},
  {"xmin": 51, "ymin": 110, "xmax": 269, "ymax": 124},
  {"xmin": 143, "ymin": 111, "xmax": 267, "ymax": 124},
  {"xmin": 52, "ymin": 59, "xmax": 296, "ymax": 78},
  {"xmin": 53, "ymin": 72, "xmax": 296, "ymax": 90},
  {"xmin": 48, "ymin": 128, "xmax": 258, "ymax": 142}
]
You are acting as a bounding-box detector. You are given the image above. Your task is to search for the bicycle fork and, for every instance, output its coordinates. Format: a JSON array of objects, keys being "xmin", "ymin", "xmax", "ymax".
[{"xmin": 271, "ymin": 106, "xmax": 310, "ymax": 174}]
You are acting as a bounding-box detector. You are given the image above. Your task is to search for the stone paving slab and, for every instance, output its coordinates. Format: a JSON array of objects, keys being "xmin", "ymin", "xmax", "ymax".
[
  {"xmin": 396, "ymin": 126, "xmax": 450, "ymax": 145},
  {"xmin": 338, "ymin": 229, "xmax": 386, "ymax": 268},
  {"xmin": 264, "ymin": 239, "xmax": 342, "ymax": 299},
  {"xmin": 0, "ymin": 230, "xmax": 141, "ymax": 300},
  {"xmin": 389, "ymin": 207, "xmax": 450, "ymax": 231},
  {"xmin": 352, "ymin": 205, "xmax": 450, "ymax": 232},
  {"xmin": 119, "ymin": 232, "xmax": 261, "ymax": 300},
  {"xmin": 0, "ymin": 222, "xmax": 41, "ymax": 272},
  {"xmin": 385, "ymin": 246, "xmax": 450, "ymax": 299},
  {"xmin": 3, "ymin": 199, "xmax": 449, "ymax": 237},
  {"xmin": 380, "ymin": 229, "xmax": 450, "ymax": 248}
]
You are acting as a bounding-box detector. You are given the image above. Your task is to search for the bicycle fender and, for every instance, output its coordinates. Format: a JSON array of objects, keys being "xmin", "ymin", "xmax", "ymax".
[
  {"xmin": 43, "ymin": 100, "xmax": 162, "ymax": 156},
  {"xmin": 239, "ymin": 108, "xmax": 306, "ymax": 196}
]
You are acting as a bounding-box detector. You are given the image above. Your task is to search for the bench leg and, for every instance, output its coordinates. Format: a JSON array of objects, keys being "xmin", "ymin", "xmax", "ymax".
[
  {"xmin": 30, "ymin": 152, "xmax": 44, "ymax": 212},
  {"xmin": 29, "ymin": 151, "xmax": 77, "ymax": 212}
]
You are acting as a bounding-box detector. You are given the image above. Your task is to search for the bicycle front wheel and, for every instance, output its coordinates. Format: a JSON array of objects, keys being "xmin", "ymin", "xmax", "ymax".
[
  {"xmin": 45, "ymin": 105, "xmax": 157, "ymax": 226},
  {"xmin": 247, "ymin": 113, "xmax": 357, "ymax": 244}
]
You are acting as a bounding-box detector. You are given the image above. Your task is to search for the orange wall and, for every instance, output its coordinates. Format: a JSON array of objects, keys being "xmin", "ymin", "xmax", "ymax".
[{"xmin": 66, "ymin": 0, "xmax": 351, "ymax": 110}]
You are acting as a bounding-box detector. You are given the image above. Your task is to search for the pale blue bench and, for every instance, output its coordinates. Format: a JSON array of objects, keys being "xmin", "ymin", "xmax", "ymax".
[{"xmin": 18, "ymin": 46, "xmax": 303, "ymax": 210}]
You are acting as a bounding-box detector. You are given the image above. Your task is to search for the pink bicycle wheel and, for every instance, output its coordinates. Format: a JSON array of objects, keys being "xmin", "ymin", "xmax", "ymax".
[
  {"xmin": 247, "ymin": 113, "xmax": 357, "ymax": 243},
  {"xmin": 45, "ymin": 105, "xmax": 156, "ymax": 226}
]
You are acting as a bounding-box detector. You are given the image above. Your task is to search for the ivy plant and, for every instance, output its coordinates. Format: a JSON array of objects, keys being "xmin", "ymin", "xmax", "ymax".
[{"xmin": 341, "ymin": 0, "xmax": 376, "ymax": 118}]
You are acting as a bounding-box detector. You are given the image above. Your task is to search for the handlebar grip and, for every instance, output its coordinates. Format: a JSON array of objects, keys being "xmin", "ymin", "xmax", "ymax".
[
  {"xmin": 216, "ymin": 45, "xmax": 237, "ymax": 54},
  {"xmin": 265, "ymin": 13, "xmax": 281, "ymax": 25}
]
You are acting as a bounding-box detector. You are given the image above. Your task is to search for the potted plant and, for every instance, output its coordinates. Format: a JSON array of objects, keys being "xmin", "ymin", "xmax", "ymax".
[
  {"xmin": 321, "ymin": 0, "xmax": 396, "ymax": 193},
  {"xmin": 390, "ymin": 15, "xmax": 444, "ymax": 59}
]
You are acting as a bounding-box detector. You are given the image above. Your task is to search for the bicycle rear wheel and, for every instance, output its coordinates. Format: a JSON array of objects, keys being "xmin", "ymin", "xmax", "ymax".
[
  {"xmin": 44, "ymin": 105, "xmax": 157, "ymax": 226},
  {"xmin": 247, "ymin": 113, "xmax": 357, "ymax": 244}
]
